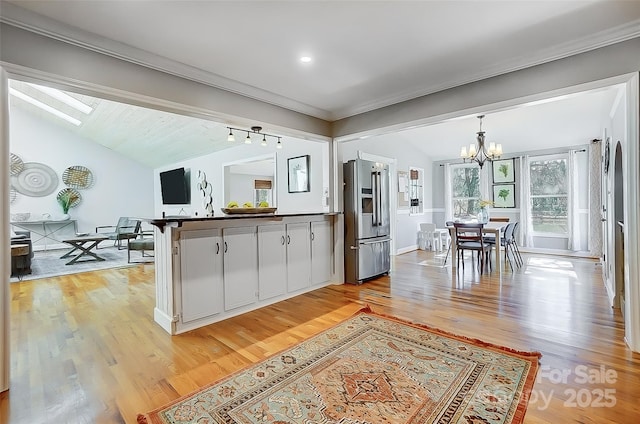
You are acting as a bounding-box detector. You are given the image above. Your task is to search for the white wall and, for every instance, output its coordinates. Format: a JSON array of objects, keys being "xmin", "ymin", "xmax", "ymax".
[
  {"xmin": 337, "ymin": 133, "xmax": 433, "ymax": 253},
  {"xmin": 226, "ymin": 174, "xmax": 272, "ymax": 206},
  {"xmin": 9, "ymin": 108, "xmax": 154, "ymax": 234},
  {"xmin": 154, "ymin": 139, "xmax": 330, "ymax": 217}
]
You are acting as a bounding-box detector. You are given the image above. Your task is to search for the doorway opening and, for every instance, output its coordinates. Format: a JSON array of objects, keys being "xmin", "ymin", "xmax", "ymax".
[{"xmin": 613, "ymin": 141, "xmax": 625, "ymax": 318}]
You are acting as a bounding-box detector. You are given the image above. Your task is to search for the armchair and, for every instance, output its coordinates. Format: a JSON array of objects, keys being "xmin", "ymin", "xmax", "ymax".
[
  {"xmin": 127, "ymin": 230, "xmax": 155, "ymax": 263},
  {"xmin": 95, "ymin": 217, "xmax": 141, "ymax": 249}
]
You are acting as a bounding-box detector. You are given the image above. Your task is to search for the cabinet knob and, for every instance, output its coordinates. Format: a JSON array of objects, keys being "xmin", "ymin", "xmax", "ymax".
[
  {"xmin": 287, "ymin": 235, "xmax": 291, "ymax": 245},
  {"xmin": 224, "ymin": 241, "xmax": 228, "ymax": 253},
  {"xmin": 311, "ymin": 232, "xmax": 315, "ymax": 241},
  {"xmin": 216, "ymin": 242, "xmax": 220, "ymax": 254}
]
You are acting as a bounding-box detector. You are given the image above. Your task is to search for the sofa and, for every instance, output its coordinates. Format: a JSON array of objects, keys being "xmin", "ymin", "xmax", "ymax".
[{"xmin": 10, "ymin": 230, "xmax": 33, "ymax": 276}]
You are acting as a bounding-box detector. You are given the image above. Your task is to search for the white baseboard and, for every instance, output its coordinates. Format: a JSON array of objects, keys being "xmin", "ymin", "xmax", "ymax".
[
  {"xmin": 396, "ymin": 245, "xmax": 418, "ymax": 255},
  {"xmin": 154, "ymin": 308, "xmax": 174, "ymax": 334}
]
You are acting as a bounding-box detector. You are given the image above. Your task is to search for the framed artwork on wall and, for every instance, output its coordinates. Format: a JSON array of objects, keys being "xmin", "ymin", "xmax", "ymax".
[
  {"xmin": 287, "ymin": 155, "xmax": 310, "ymax": 193},
  {"xmin": 493, "ymin": 184, "xmax": 515, "ymax": 208},
  {"xmin": 492, "ymin": 158, "xmax": 515, "ymax": 183}
]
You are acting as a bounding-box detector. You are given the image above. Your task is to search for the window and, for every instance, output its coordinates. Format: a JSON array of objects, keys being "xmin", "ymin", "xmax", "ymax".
[
  {"xmin": 254, "ymin": 179, "xmax": 273, "ymax": 206},
  {"xmin": 409, "ymin": 167, "xmax": 424, "ymax": 215},
  {"xmin": 528, "ymin": 155, "xmax": 568, "ymax": 234},
  {"xmin": 451, "ymin": 165, "xmax": 481, "ymax": 219}
]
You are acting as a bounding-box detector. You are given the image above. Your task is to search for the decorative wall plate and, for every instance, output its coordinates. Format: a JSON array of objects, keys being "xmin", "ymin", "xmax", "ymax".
[
  {"xmin": 56, "ymin": 188, "xmax": 82, "ymax": 208},
  {"xmin": 63, "ymin": 165, "xmax": 94, "ymax": 189},
  {"xmin": 10, "ymin": 153, "xmax": 24, "ymax": 176},
  {"xmin": 10, "ymin": 162, "xmax": 58, "ymax": 197}
]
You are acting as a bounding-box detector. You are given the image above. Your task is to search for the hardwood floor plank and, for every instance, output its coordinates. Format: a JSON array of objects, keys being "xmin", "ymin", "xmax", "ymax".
[{"xmin": 2, "ymin": 251, "xmax": 639, "ymax": 423}]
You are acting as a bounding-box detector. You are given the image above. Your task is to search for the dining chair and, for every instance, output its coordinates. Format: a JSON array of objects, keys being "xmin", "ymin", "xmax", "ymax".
[
  {"xmin": 442, "ymin": 221, "xmax": 455, "ymax": 265},
  {"xmin": 489, "ymin": 217, "xmax": 510, "ymax": 222},
  {"xmin": 453, "ymin": 222, "xmax": 492, "ymax": 273},
  {"xmin": 511, "ymin": 222, "xmax": 524, "ymax": 267}
]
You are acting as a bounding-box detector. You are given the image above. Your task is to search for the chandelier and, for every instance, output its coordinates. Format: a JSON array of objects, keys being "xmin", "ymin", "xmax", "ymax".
[
  {"xmin": 459, "ymin": 115, "xmax": 502, "ymax": 169},
  {"xmin": 226, "ymin": 125, "xmax": 282, "ymax": 149}
]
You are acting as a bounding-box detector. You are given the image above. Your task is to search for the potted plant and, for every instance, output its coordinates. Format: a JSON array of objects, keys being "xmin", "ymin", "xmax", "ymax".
[{"xmin": 57, "ymin": 190, "xmax": 80, "ymax": 215}]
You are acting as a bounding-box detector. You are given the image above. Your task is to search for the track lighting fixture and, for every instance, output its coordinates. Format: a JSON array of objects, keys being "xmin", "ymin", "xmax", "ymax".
[{"xmin": 226, "ymin": 125, "xmax": 283, "ymax": 148}]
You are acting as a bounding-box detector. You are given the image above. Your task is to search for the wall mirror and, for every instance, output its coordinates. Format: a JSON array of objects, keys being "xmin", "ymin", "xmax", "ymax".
[{"xmin": 223, "ymin": 154, "xmax": 277, "ymax": 207}]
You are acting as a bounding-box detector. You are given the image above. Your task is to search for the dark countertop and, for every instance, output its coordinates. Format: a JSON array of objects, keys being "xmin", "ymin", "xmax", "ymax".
[{"xmin": 141, "ymin": 212, "xmax": 340, "ymax": 232}]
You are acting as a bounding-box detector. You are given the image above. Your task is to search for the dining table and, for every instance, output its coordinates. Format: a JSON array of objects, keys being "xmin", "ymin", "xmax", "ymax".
[{"xmin": 447, "ymin": 221, "xmax": 508, "ymax": 275}]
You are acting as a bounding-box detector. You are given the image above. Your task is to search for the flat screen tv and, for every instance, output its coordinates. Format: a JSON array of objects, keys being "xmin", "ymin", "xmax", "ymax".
[{"xmin": 160, "ymin": 167, "xmax": 191, "ymax": 205}]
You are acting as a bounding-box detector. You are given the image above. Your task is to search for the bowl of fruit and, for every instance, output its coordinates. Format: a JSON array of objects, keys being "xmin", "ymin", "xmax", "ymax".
[{"xmin": 221, "ymin": 201, "xmax": 277, "ymax": 215}]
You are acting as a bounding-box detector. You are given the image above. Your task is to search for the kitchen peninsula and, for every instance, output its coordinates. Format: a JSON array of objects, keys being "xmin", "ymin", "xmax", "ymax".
[{"xmin": 145, "ymin": 212, "xmax": 342, "ymax": 335}]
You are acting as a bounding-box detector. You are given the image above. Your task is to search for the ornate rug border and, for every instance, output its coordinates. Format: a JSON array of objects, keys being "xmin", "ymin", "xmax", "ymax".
[{"xmin": 138, "ymin": 305, "xmax": 542, "ymax": 424}]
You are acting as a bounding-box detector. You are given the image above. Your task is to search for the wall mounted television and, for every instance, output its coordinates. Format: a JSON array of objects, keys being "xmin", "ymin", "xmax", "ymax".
[{"xmin": 160, "ymin": 167, "xmax": 191, "ymax": 205}]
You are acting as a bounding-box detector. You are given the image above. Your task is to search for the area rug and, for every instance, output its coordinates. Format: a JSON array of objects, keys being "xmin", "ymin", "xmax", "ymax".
[
  {"xmin": 10, "ymin": 245, "xmax": 139, "ymax": 282},
  {"xmin": 138, "ymin": 307, "xmax": 541, "ymax": 424}
]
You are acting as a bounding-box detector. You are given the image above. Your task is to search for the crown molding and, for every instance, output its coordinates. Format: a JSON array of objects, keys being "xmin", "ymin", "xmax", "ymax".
[
  {"xmin": 3, "ymin": 3, "xmax": 638, "ymax": 122},
  {"xmin": 0, "ymin": 3, "xmax": 331, "ymax": 121},
  {"xmin": 330, "ymin": 20, "xmax": 640, "ymax": 120}
]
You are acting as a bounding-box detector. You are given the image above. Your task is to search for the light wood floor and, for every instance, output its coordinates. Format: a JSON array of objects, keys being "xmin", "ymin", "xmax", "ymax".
[{"xmin": 2, "ymin": 250, "xmax": 639, "ymax": 423}]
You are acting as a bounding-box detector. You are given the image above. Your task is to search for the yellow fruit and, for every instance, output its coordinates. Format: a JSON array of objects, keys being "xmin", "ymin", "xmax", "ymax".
[
  {"xmin": 258, "ymin": 201, "xmax": 269, "ymax": 208},
  {"xmin": 227, "ymin": 201, "xmax": 238, "ymax": 208},
  {"xmin": 243, "ymin": 202, "xmax": 254, "ymax": 208}
]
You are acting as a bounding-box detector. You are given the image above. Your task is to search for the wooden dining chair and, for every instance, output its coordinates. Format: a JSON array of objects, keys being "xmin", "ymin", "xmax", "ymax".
[{"xmin": 453, "ymin": 222, "xmax": 492, "ymax": 273}]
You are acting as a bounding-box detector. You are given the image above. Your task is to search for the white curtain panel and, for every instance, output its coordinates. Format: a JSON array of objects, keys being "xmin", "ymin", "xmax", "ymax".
[
  {"xmin": 444, "ymin": 163, "xmax": 452, "ymax": 222},
  {"xmin": 568, "ymin": 150, "xmax": 581, "ymax": 251},
  {"xmin": 589, "ymin": 140, "xmax": 603, "ymax": 257},
  {"xmin": 519, "ymin": 156, "xmax": 534, "ymax": 247}
]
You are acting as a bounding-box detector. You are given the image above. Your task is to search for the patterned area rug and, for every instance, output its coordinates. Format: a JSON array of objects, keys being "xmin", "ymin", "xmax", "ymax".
[
  {"xmin": 10, "ymin": 245, "xmax": 138, "ymax": 282},
  {"xmin": 138, "ymin": 307, "xmax": 541, "ymax": 424}
]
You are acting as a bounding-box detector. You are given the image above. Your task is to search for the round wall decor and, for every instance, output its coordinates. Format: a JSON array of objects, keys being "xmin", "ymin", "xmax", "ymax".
[
  {"xmin": 56, "ymin": 188, "xmax": 82, "ymax": 208},
  {"xmin": 62, "ymin": 165, "xmax": 94, "ymax": 189},
  {"xmin": 10, "ymin": 153, "xmax": 24, "ymax": 176},
  {"xmin": 10, "ymin": 162, "xmax": 58, "ymax": 197}
]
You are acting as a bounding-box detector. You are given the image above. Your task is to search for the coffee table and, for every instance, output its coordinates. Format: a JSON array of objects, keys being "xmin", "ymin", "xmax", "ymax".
[{"xmin": 61, "ymin": 234, "xmax": 109, "ymax": 265}]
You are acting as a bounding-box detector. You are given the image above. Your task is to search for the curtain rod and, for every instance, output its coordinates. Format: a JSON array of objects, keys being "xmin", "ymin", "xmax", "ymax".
[{"xmin": 438, "ymin": 149, "xmax": 587, "ymax": 166}]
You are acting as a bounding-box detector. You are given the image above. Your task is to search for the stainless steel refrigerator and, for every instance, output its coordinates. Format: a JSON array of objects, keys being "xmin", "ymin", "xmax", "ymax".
[{"xmin": 343, "ymin": 159, "xmax": 391, "ymax": 284}]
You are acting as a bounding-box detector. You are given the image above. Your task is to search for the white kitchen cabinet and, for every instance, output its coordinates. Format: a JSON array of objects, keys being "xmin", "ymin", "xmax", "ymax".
[
  {"xmin": 258, "ymin": 224, "xmax": 287, "ymax": 300},
  {"xmin": 311, "ymin": 220, "xmax": 333, "ymax": 285},
  {"xmin": 179, "ymin": 229, "xmax": 223, "ymax": 323},
  {"xmin": 223, "ymin": 226, "xmax": 258, "ymax": 310},
  {"xmin": 286, "ymin": 222, "xmax": 311, "ymax": 292}
]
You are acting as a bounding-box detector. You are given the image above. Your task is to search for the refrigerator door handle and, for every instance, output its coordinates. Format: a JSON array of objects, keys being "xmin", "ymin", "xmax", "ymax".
[
  {"xmin": 377, "ymin": 171, "xmax": 382, "ymax": 226},
  {"xmin": 371, "ymin": 171, "xmax": 378, "ymax": 226},
  {"xmin": 359, "ymin": 238, "xmax": 392, "ymax": 245}
]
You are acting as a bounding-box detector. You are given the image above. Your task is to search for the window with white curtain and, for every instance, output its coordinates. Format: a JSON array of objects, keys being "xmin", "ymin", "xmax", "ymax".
[
  {"xmin": 450, "ymin": 164, "xmax": 481, "ymax": 219},
  {"xmin": 528, "ymin": 154, "xmax": 568, "ymax": 235}
]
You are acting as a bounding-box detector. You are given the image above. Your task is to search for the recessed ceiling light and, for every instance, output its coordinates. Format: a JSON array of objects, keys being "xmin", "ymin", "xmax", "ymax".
[{"xmin": 300, "ymin": 56, "xmax": 312, "ymax": 63}]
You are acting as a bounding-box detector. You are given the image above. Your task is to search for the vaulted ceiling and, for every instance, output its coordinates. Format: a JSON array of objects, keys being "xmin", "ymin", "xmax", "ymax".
[{"xmin": 2, "ymin": 1, "xmax": 638, "ymax": 167}]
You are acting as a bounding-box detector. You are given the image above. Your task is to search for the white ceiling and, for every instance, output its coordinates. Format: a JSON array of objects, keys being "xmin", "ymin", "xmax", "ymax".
[{"xmin": 2, "ymin": 1, "xmax": 638, "ymax": 166}]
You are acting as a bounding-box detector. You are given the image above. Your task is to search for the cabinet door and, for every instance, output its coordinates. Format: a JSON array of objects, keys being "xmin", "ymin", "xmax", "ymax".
[
  {"xmin": 311, "ymin": 221, "xmax": 332, "ymax": 285},
  {"xmin": 223, "ymin": 226, "xmax": 258, "ymax": 310},
  {"xmin": 258, "ymin": 224, "xmax": 287, "ymax": 300},
  {"xmin": 180, "ymin": 229, "xmax": 223, "ymax": 323},
  {"xmin": 286, "ymin": 222, "xmax": 311, "ymax": 292}
]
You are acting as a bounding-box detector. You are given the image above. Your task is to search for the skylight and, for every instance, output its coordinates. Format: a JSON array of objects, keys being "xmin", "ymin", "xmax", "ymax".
[
  {"xmin": 27, "ymin": 82, "xmax": 93, "ymax": 114},
  {"xmin": 9, "ymin": 87, "xmax": 82, "ymax": 126}
]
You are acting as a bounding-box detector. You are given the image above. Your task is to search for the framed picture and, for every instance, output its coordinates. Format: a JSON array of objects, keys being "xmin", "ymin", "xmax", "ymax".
[
  {"xmin": 287, "ymin": 155, "xmax": 310, "ymax": 193},
  {"xmin": 492, "ymin": 158, "xmax": 515, "ymax": 183},
  {"xmin": 493, "ymin": 184, "xmax": 515, "ymax": 208}
]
